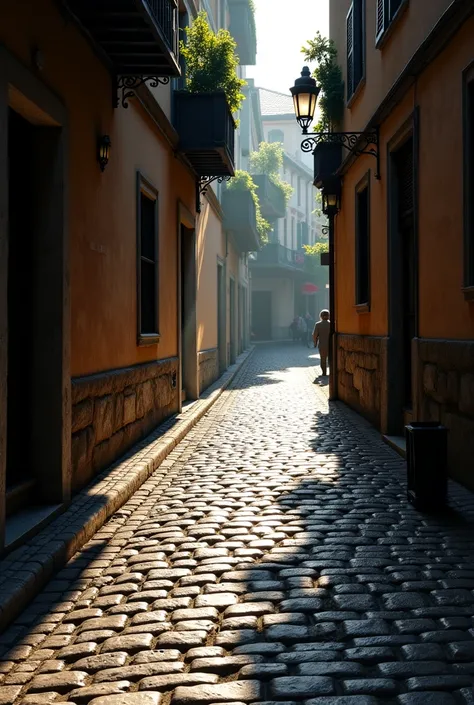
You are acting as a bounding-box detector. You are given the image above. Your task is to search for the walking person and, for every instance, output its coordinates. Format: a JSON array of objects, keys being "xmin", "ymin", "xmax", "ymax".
[{"xmin": 312, "ymin": 309, "xmax": 330, "ymax": 378}]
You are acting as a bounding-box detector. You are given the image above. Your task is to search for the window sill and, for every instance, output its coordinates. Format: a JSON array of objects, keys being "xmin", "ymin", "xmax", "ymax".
[
  {"xmin": 355, "ymin": 302, "xmax": 370, "ymax": 314},
  {"xmin": 138, "ymin": 333, "xmax": 161, "ymax": 347},
  {"xmin": 347, "ymin": 77, "xmax": 366, "ymax": 110},
  {"xmin": 376, "ymin": 0, "xmax": 409, "ymax": 50},
  {"xmin": 462, "ymin": 286, "xmax": 474, "ymax": 302}
]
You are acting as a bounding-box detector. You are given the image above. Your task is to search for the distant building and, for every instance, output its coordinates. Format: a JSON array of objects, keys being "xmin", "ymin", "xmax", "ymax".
[{"xmin": 250, "ymin": 89, "xmax": 328, "ymax": 341}]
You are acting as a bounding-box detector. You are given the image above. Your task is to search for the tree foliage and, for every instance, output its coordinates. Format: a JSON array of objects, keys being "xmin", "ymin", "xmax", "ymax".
[
  {"xmin": 227, "ymin": 170, "xmax": 271, "ymax": 245},
  {"xmin": 180, "ymin": 11, "xmax": 246, "ymax": 114},
  {"xmin": 249, "ymin": 142, "xmax": 293, "ymax": 205},
  {"xmin": 301, "ymin": 31, "xmax": 344, "ymax": 132}
]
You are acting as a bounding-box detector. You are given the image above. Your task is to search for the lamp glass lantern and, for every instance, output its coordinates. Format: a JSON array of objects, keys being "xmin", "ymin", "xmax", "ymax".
[
  {"xmin": 98, "ymin": 135, "xmax": 111, "ymax": 172},
  {"xmin": 290, "ymin": 67, "xmax": 320, "ymax": 135},
  {"xmin": 322, "ymin": 178, "xmax": 341, "ymax": 216}
]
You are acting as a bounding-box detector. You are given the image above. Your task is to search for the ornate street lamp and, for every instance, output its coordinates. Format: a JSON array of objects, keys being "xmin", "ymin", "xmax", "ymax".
[
  {"xmin": 290, "ymin": 68, "xmax": 380, "ymax": 180},
  {"xmin": 290, "ymin": 66, "xmax": 320, "ymax": 135}
]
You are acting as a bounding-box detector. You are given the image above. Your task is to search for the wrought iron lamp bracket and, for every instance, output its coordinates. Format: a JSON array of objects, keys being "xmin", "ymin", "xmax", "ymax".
[
  {"xmin": 302, "ymin": 128, "xmax": 380, "ymax": 179},
  {"xmin": 321, "ymin": 225, "xmax": 330, "ymax": 236},
  {"xmin": 114, "ymin": 76, "xmax": 171, "ymax": 109},
  {"xmin": 196, "ymin": 175, "xmax": 231, "ymax": 212}
]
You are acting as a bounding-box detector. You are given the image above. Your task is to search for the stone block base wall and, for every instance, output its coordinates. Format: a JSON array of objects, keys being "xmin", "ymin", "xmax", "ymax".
[
  {"xmin": 71, "ymin": 358, "xmax": 179, "ymax": 493},
  {"xmin": 416, "ymin": 338, "xmax": 474, "ymax": 491},
  {"xmin": 337, "ymin": 334, "xmax": 387, "ymax": 429},
  {"xmin": 198, "ymin": 348, "xmax": 218, "ymax": 395}
]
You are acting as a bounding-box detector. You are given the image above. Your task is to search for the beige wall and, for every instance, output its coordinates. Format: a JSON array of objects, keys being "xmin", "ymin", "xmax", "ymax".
[{"xmin": 197, "ymin": 202, "xmax": 225, "ymax": 351}]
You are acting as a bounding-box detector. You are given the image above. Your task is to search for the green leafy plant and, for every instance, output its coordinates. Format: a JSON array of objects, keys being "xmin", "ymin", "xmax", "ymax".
[
  {"xmin": 303, "ymin": 241, "xmax": 329, "ymax": 257},
  {"xmin": 227, "ymin": 170, "xmax": 271, "ymax": 244},
  {"xmin": 249, "ymin": 142, "xmax": 293, "ymax": 205},
  {"xmin": 302, "ymin": 31, "xmax": 344, "ymax": 132},
  {"xmin": 180, "ymin": 11, "xmax": 246, "ymax": 114}
]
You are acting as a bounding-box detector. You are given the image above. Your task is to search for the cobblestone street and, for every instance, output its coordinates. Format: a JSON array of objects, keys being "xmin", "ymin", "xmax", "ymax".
[{"xmin": 3, "ymin": 343, "xmax": 474, "ymax": 705}]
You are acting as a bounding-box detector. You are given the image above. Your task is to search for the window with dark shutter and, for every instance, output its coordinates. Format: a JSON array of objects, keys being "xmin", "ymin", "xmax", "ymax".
[
  {"xmin": 347, "ymin": 0, "xmax": 365, "ymax": 102},
  {"xmin": 376, "ymin": 0, "xmax": 408, "ymax": 45},
  {"xmin": 389, "ymin": 0, "xmax": 403, "ymax": 19},
  {"xmin": 346, "ymin": 5, "xmax": 354, "ymax": 100},
  {"xmin": 376, "ymin": 0, "xmax": 385, "ymax": 43},
  {"xmin": 137, "ymin": 174, "xmax": 159, "ymax": 344}
]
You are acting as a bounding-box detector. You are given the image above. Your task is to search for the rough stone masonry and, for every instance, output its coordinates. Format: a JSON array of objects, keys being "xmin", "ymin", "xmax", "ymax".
[{"xmin": 2, "ymin": 343, "xmax": 474, "ymax": 705}]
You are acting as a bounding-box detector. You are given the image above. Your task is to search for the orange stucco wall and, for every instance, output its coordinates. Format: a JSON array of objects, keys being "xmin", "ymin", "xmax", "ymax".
[
  {"xmin": 333, "ymin": 3, "xmax": 474, "ymax": 342},
  {"xmin": 0, "ymin": 0, "xmax": 196, "ymax": 378},
  {"xmin": 335, "ymin": 89, "xmax": 415, "ymax": 336},
  {"xmin": 417, "ymin": 17, "xmax": 474, "ymax": 340}
]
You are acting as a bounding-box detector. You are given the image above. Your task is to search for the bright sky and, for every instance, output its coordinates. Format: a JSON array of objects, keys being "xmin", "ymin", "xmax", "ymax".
[{"xmin": 246, "ymin": 0, "xmax": 329, "ymax": 95}]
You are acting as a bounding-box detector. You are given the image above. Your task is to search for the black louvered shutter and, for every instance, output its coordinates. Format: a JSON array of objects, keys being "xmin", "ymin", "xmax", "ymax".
[
  {"xmin": 376, "ymin": 0, "xmax": 385, "ymax": 42},
  {"xmin": 353, "ymin": 0, "xmax": 364, "ymax": 88},
  {"xmin": 346, "ymin": 4, "xmax": 354, "ymax": 99}
]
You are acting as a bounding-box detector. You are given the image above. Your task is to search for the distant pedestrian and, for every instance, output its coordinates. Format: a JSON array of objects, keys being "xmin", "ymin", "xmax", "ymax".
[
  {"xmin": 313, "ymin": 309, "xmax": 330, "ymax": 377},
  {"xmin": 304, "ymin": 312, "xmax": 314, "ymax": 346}
]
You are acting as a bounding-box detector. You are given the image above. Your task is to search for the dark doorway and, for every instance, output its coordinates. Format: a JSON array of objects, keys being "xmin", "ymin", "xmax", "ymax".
[
  {"xmin": 395, "ymin": 138, "xmax": 416, "ymax": 412},
  {"xmin": 252, "ymin": 291, "xmax": 272, "ymax": 340},
  {"xmin": 6, "ymin": 108, "xmax": 35, "ymax": 515},
  {"xmin": 180, "ymin": 224, "xmax": 197, "ymax": 402},
  {"xmin": 217, "ymin": 263, "xmax": 226, "ymax": 373}
]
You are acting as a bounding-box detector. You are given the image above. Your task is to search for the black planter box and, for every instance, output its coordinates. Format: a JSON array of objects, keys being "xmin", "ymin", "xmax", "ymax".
[
  {"xmin": 313, "ymin": 142, "xmax": 343, "ymax": 189},
  {"xmin": 320, "ymin": 251, "xmax": 330, "ymax": 266},
  {"xmin": 252, "ymin": 175, "xmax": 286, "ymax": 220},
  {"xmin": 405, "ymin": 422, "xmax": 448, "ymax": 512},
  {"xmin": 174, "ymin": 91, "xmax": 235, "ymax": 177},
  {"xmin": 228, "ymin": 0, "xmax": 257, "ymax": 66},
  {"xmin": 222, "ymin": 189, "xmax": 259, "ymax": 253}
]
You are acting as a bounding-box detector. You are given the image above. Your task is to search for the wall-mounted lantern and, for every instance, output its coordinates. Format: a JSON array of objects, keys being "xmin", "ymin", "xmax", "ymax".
[{"xmin": 98, "ymin": 135, "xmax": 111, "ymax": 172}]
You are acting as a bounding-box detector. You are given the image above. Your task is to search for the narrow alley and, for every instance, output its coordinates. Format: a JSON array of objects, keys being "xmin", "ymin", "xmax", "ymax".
[{"xmin": 1, "ymin": 344, "xmax": 474, "ymax": 704}]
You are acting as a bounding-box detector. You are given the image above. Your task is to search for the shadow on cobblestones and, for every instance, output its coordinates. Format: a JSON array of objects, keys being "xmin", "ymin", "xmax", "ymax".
[{"xmin": 2, "ymin": 344, "xmax": 474, "ymax": 703}]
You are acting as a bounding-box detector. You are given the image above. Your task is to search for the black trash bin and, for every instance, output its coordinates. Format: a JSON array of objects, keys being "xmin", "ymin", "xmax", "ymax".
[{"xmin": 405, "ymin": 422, "xmax": 448, "ymax": 512}]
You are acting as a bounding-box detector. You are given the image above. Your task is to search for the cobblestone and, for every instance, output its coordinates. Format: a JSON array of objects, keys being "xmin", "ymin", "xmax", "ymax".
[{"xmin": 2, "ymin": 343, "xmax": 474, "ymax": 704}]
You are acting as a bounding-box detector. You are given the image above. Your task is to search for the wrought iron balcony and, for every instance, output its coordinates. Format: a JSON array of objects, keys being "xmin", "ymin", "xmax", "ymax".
[
  {"xmin": 250, "ymin": 243, "xmax": 305, "ymax": 272},
  {"xmin": 222, "ymin": 189, "xmax": 260, "ymax": 253},
  {"xmin": 252, "ymin": 175, "xmax": 286, "ymax": 221},
  {"xmin": 228, "ymin": 0, "xmax": 257, "ymax": 66},
  {"xmin": 64, "ymin": 0, "xmax": 180, "ymax": 79}
]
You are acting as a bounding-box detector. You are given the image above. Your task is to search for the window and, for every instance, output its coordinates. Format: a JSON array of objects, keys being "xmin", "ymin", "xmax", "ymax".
[
  {"xmin": 463, "ymin": 67, "xmax": 474, "ymax": 292},
  {"xmin": 284, "ymin": 218, "xmax": 288, "ymax": 248},
  {"xmin": 137, "ymin": 174, "xmax": 159, "ymax": 343},
  {"xmin": 376, "ymin": 0, "xmax": 407, "ymax": 45},
  {"xmin": 347, "ymin": 0, "xmax": 365, "ymax": 101},
  {"xmin": 355, "ymin": 176, "xmax": 370, "ymax": 308},
  {"xmin": 297, "ymin": 178, "xmax": 301, "ymax": 206},
  {"xmin": 269, "ymin": 129, "xmax": 284, "ymax": 144}
]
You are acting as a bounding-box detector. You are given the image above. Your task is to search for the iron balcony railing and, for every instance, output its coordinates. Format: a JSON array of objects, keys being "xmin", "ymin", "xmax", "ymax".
[
  {"xmin": 251, "ymin": 243, "xmax": 305, "ymax": 269},
  {"xmin": 145, "ymin": 0, "xmax": 179, "ymax": 59}
]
